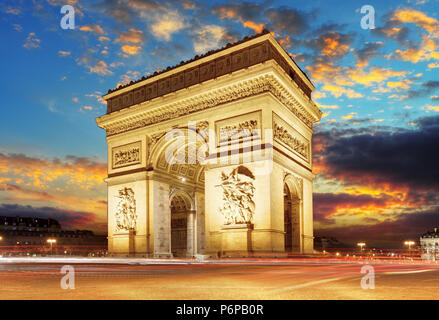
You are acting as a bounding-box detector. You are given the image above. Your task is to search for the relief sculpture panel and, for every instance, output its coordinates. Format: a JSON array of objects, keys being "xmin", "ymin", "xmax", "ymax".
[
  {"xmin": 115, "ymin": 187, "xmax": 137, "ymax": 232},
  {"xmin": 273, "ymin": 113, "xmax": 310, "ymax": 162},
  {"xmin": 216, "ymin": 166, "xmax": 256, "ymax": 225}
]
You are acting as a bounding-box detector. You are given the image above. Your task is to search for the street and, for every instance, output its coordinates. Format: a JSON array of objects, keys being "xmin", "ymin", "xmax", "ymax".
[{"xmin": 0, "ymin": 258, "xmax": 438, "ymax": 299}]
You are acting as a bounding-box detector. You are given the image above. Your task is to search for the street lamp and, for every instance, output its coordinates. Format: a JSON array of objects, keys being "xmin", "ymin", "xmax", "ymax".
[
  {"xmin": 357, "ymin": 242, "xmax": 366, "ymax": 253},
  {"xmin": 404, "ymin": 240, "xmax": 415, "ymax": 250},
  {"xmin": 47, "ymin": 239, "xmax": 56, "ymax": 256},
  {"xmin": 404, "ymin": 240, "xmax": 415, "ymax": 260}
]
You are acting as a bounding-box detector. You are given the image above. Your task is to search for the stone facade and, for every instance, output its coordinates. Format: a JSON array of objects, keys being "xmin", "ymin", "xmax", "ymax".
[
  {"xmin": 96, "ymin": 31, "xmax": 322, "ymax": 257},
  {"xmin": 420, "ymin": 228, "xmax": 439, "ymax": 261}
]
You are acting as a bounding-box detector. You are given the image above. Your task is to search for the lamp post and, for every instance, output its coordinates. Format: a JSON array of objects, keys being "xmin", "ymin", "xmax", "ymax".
[
  {"xmin": 357, "ymin": 242, "xmax": 366, "ymax": 255},
  {"xmin": 47, "ymin": 239, "xmax": 56, "ymax": 256},
  {"xmin": 404, "ymin": 240, "xmax": 415, "ymax": 250},
  {"xmin": 404, "ymin": 240, "xmax": 415, "ymax": 260}
]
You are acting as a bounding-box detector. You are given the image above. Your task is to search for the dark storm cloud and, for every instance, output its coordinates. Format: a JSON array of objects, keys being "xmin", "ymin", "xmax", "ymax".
[
  {"xmin": 212, "ymin": 1, "xmax": 316, "ymax": 37},
  {"xmin": 315, "ymin": 208, "xmax": 439, "ymax": 248},
  {"xmin": 313, "ymin": 192, "xmax": 393, "ymax": 223},
  {"xmin": 354, "ymin": 41, "xmax": 384, "ymax": 63},
  {"xmin": 96, "ymin": 0, "xmax": 163, "ymax": 24},
  {"xmin": 0, "ymin": 204, "xmax": 96, "ymax": 229},
  {"xmin": 316, "ymin": 115, "xmax": 439, "ymax": 190},
  {"xmin": 264, "ymin": 6, "xmax": 315, "ymax": 36},
  {"xmin": 372, "ymin": 11, "xmax": 411, "ymax": 45},
  {"xmin": 304, "ymin": 31, "xmax": 354, "ymax": 60},
  {"xmin": 212, "ymin": 1, "xmax": 267, "ymax": 23},
  {"xmin": 407, "ymin": 80, "xmax": 439, "ymax": 99}
]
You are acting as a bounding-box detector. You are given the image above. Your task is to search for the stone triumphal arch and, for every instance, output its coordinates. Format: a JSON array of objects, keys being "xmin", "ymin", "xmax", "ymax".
[{"xmin": 96, "ymin": 30, "xmax": 322, "ymax": 257}]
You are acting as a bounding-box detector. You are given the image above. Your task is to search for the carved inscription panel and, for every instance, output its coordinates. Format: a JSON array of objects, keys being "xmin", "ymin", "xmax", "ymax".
[{"xmin": 112, "ymin": 141, "xmax": 141, "ymax": 169}]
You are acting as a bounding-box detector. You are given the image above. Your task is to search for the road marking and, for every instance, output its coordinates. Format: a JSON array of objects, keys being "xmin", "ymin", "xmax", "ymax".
[
  {"xmin": 270, "ymin": 277, "xmax": 342, "ymax": 293},
  {"xmin": 384, "ymin": 269, "xmax": 435, "ymax": 275}
]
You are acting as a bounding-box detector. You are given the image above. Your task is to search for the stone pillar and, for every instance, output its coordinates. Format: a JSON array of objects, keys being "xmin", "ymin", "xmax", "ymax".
[
  {"xmin": 195, "ymin": 191, "xmax": 206, "ymax": 254},
  {"xmin": 186, "ymin": 210, "xmax": 196, "ymax": 257},
  {"xmin": 149, "ymin": 179, "xmax": 172, "ymax": 257},
  {"xmin": 302, "ymin": 179, "xmax": 314, "ymax": 253}
]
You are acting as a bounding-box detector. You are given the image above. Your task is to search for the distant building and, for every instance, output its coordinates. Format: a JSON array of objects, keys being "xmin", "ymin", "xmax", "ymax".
[
  {"xmin": 0, "ymin": 216, "xmax": 107, "ymax": 256},
  {"xmin": 314, "ymin": 236, "xmax": 343, "ymax": 251},
  {"xmin": 420, "ymin": 228, "xmax": 439, "ymax": 261}
]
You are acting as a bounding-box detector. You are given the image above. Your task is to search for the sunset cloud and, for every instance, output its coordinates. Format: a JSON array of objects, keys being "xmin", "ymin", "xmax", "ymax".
[
  {"xmin": 150, "ymin": 9, "xmax": 186, "ymax": 41},
  {"xmin": 23, "ymin": 33, "xmax": 40, "ymax": 49},
  {"xmin": 87, "ymin": 60, "xmax": 113, "ymax": 76},
  {"xmin": 193, "ymin": 25, "xmax": 226, "ymax": 54},
  {"xmin": 58, "ymin": 50, "xmax": 71, "ymax": 57},
  {"xmin": 115, "ymin": 29, "xmax": 144, "ymax": 44},
  {"xmin": 121, "ymin": 45, "xmax": 142, "ymax": 55},
  {"xmin": 79, "ymin": 24, "xmax": 106, "ymax": 35}
]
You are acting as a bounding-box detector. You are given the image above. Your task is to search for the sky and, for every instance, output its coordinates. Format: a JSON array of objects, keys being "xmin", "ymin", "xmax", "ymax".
[{"xmin": 0, "ymin": 0, "xmax": 439, "ymax": 247}]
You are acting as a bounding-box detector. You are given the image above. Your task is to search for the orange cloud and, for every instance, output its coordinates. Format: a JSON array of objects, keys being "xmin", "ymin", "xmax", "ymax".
[
  {"xmin": 242, "ymin": 20, "xmax": 265, "ymax": 34},
  {"xmin": 320, "ymin": 33, "xmax": 350, "ymax": 57},
  {"xmin": 322, "ymin": 84, "xmax": 363, "ymax": 98},
  {"xmin": 121, "ymin": 45, "xmax": 142, "ymax": 55},
  {"xmin": 115, "ymin": 29, "xmax": 144, "ymax": 44},
  {"xmin": 0, "ymin": 153, "xmax": 107, "ymax": 230},
  {"xmin": 79, "ymin": 24, "xmax": 106, "ymax": 35},
  {"xmin": 214, "ymin": 7, "xmax": 264, "ymax": 34},
  {"xmin": 393, "ymin": 8, "xmax": 439, "ymax": 36},
  {"xmin": 392, "ymin": 38, "xmax": 439, "ymax": 63}
]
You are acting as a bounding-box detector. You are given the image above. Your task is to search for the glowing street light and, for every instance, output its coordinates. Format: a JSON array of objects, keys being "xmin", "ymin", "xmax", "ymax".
[
  {"xmin": 404, "ymin": 240, "xmax": 415, "ymax": 250},
  {"xmin": 357, "ymin": 242, "xmax": 366, "ymax": 251},
  {"xmin": 47, "ymin": 239, "xmax": 56, "ymax": 255}
]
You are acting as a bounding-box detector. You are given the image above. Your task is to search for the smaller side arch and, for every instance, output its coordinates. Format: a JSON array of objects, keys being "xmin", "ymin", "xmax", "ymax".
[
  {"xmin": 169, "ymin": 189, "xmax": 195, "ymax": 211},
  {"xmin": 283, "ymin": 173, "xmax": 303, "ymax": 253}
]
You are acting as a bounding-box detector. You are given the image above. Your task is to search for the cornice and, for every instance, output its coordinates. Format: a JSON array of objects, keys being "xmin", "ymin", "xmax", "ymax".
[{"xmin": 96, "ymin": 71, "xmax": 321, "ymax": 137}]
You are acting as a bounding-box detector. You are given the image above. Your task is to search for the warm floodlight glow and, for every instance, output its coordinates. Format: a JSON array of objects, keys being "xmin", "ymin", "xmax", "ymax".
[{"xmin": 404, "ymin": 241, "xmax": 415, "ymax": 250}]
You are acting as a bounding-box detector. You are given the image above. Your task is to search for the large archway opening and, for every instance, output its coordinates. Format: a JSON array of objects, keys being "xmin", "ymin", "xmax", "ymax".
[
  {"xmin": 170, "ymin": 193, "xmax": 191, "ymax": 257},
  {"xmin": 149, "ymin": 126, "xmax": 208, "ymax": 257}
]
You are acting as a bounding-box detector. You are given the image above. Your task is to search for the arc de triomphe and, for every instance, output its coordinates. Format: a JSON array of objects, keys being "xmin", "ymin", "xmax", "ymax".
[{"xmin": 96, "ymin": 30, "xmax": 322, "ymax": 257}]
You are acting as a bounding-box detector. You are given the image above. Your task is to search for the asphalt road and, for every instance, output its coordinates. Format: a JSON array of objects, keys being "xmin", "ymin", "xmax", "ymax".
[{"xmin": 0, "ymin": 259, "xmax": 438, "ymax": 299}]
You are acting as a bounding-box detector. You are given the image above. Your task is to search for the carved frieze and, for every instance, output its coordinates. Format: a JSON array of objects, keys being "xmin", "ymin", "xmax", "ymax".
[
  {"xmin": 216, "ymin": 166, "xmax": 255, "ymax": 225},
  {"xmin": 273, "ymin": 114, "xmax": 310, "ymax": 161},
  {"xmin": 219, "ymin": 120, "xmax": 258, "ymax": 144},
  {"xmin": 112, "ymin": 141, "xmax": 141, "ymax": 169},
  {"xmin": 215, "ymin": 111, "xmax": 261, "ymax": 146},
  {"xmin": 115, "ymin": 187, "xmax": 137, "ymax": 232},
  {"xmin": 100, "ymin": 74, "xmax": 320, "ymax": 137}
]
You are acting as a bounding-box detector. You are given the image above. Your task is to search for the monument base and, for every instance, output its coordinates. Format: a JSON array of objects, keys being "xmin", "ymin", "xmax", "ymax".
[
  {"xmin": 111, "ymin": 230, "xmax": 135, "ymax": 255},
  {"xmin": 220, "ymin": 223, "xmax": 254, "ymax": 257}
]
